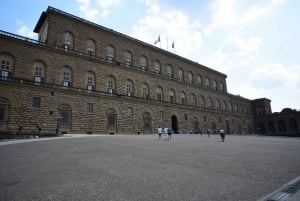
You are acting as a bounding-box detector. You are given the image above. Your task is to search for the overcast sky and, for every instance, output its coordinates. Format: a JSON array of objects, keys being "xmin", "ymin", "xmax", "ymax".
[{"xmin": 1, "ymin": 0, "xmax": 299, "ymax": 112}]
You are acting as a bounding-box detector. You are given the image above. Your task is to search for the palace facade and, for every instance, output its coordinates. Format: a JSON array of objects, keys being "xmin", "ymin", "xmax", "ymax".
[{"xmin": 1, "ymin": 6, "xmax": 258, "ymax": 135}]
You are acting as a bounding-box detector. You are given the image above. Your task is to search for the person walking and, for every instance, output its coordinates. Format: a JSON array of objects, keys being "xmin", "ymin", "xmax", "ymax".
[
  {"xmin": 157, "ymin": 126, "xmax": 162, "ymax": 140},
  {"xmin": 164, "ymin": 127, "xmax": 168, "ymax": 140},
  {"xmin": 219, "ymin": 128, "xmax": 225, "ymax": 142},
  {"xmin": 167, "ymin": 127, "xmax": 172, "ymax": 140}
]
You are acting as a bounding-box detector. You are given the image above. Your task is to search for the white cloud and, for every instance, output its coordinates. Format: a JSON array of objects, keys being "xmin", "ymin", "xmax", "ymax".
[
  {"xmin": 240, "ymin": 6, "xmax": 267, "ymax": 25},
  {"xmin": 76, "ymin": 0, "xmax": 121, "ymax": 20},
  {"xmin": 130, "ymin": 1, "xmax": 202, "ymax": 58},
  {"xmin": 206, "ymin": 34, "xmax": 262, "ymax": 72},
  {"xmin": 76, "ymin": 0, "xmax": 99, "ymax": 21},
  {"xmin": 16, "ymin": 20, "xmax": 37, "ymax": 39}
]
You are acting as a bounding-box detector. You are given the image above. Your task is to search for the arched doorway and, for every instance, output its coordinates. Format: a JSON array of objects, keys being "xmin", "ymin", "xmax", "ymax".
[{"xmin": 171, "ymin": 115, "xmax": 178, "ymax": 133}]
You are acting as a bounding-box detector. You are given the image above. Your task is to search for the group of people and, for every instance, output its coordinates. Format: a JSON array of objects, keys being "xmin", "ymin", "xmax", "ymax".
[
  {"xmin": 157, "ymin": 126, "xmax": 172, "ymax": 140},
  {"xmin": 157, "ymin": 126, "xmax": 226, "ymax": 142}
]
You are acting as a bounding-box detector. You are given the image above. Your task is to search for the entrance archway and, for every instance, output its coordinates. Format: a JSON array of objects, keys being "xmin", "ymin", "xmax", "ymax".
[{"xmin": 171, "ymin": 115, "xmax": 178, "ymax": 133}]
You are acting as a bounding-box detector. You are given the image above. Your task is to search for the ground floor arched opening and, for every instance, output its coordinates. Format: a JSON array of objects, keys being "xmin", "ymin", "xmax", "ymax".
[{"xmin": 171, "ymin": 115, "xmax": 178, "ymax": 133}]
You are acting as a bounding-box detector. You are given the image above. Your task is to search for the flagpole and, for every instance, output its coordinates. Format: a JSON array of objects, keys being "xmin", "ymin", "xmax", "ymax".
[{"xmin": 167, "ymin": 37, "xmax": 168, "ymax": 51}]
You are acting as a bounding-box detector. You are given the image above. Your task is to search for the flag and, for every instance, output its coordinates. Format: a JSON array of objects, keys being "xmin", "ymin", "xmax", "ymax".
[
  {"xmin": 172, "ymin": 40, "xmax": 175, "ymax": 48},
  {"xmin": 154, "ymin": 35, "xmax": 160, "ymax": 44}
]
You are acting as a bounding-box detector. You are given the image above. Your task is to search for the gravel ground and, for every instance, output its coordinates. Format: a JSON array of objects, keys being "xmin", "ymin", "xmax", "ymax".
[{"xmin": 0, "ymin": 134, "xmax": 299, "ymax": 201}]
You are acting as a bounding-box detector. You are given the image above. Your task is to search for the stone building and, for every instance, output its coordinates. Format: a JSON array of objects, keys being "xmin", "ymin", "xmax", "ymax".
[
  {"xmin": 252, "ymin": 98, "xmax": 300, "ymax": 136},
  {"xmin": 0, "ymin": 6, "xmax": 256, "ymax": 135}
]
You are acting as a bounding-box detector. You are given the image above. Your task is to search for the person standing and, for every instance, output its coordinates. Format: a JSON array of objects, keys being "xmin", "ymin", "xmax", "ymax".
[
  {"xmin": 157, "ymin": 126, "xmax": 162, "ymax": 140},
  {"xmin": 219, "ymin": 128, "xmax": 225, "ymax": 142}
]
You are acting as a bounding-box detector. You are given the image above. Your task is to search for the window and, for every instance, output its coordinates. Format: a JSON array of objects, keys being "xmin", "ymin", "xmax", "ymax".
[
  {"xmin": 229, "ymin": 102, "xmax": 232, "ymax": 112},
  {"xmin": 1, "ymin": 53, "xmax": 13, "ymax": 80},
  {"xmin": 178, "ymin": 69, "xmax": 184, "ymax": 81},
  {"xmin": 191, "ymin": 94, "xmax": 196, "ymax": 106},
  {"xmin": 87, "ymin": 72, "xmax": 95, "ymax": 91},
  {"xmin": 181, "ymin": 92, "xmax": 186, "ymax": 105},
  {"xmin": 188, "ymin": 72, "xmax": 194, "ymax": 84},
  {"xmin": 140, "ymin": 56, "xmax": 147, "ymax": 71},
  {"xmin": 200, "ymin": 95, "xmax": 205, "ymax": 108},
  {"xmin": 223, "ymin": 101, "xmax": 227, "ymax": 111},
  {"xmin": 184, "ymin": 113, "xmax": 188, "ymax": 121},
  {"xmin": 107, "ymin": 76, "xmax": 115, "ymax": 94},
  {"xmin": 33, "ymin": 61, "xmax": 45, "ymax": 84},
  {"xmin": 169, "ymin": 90, "xmax": 175, "ymax": 103},
  {"xmin": 213, "ymin": 80, "xmax": 217, "ymax": 90},
  {"xmin": 167, "ymin": 65, "xmax": 173, "ymax": 78},
  {"xmin": 63, "ymin": 31, "xmax": 73, "ymax": 50},
  {"xmin": 160, "ymin": 111, "xmax": 164, "ymax": 119},
  {"xmin": 125, "ymin": 51, "xmax": 132, "ymax": 66},
  {"xmin": 87, "ymin": 103, "xmax": 93, "ymax": 113},
  {"xmin": 126, "ymin": 80, "xmax": 133, "ymax": 96},
  {"xmin": 142, "ymin": 84, "xmax": 149, "ymax": 99},
  {"xmin": 156, "ymin": 87, "xmax": 163, "ymax": 101},
  {"xmin": 87, "ymin": 39, "xmax": 96, "ymax": 56},
  {"xmin": 219, "ymin": 82, "xmax": 224, "ymax": 91},
  {"xmin": 128, "ymin": 107, "xmax": 133, "ymax": 117},
  {"xmin": 154, "ymin": 61, "xmax": 161, "ymax": 74},
  {"xmin": 209, "ymin": 97, "xmax": 213, "ymax": 109},
  {"xmin": 197, "ymin": 75, "xmax": 202, "ymax": 85},
  {"xmin": 205, "ymin": 77, "xmax": 210, "ymax": 88},
  {"xmin": 203, "ymin": 115, "xmax": 207, "ymax": 122},
  {"xmin": 216, "ymin": 99, "xmax": 220, "ymax": 110},
  {"xmin": 32, "ymin": 97, "xmax": 41, "ymax": 108},
  {"xmin": 62, "ymin": 66, "xmax": 72, "ymax": 87},
  {"xmin": 107, "ymin": 45, "xmax": 114, "ymax": 61}
]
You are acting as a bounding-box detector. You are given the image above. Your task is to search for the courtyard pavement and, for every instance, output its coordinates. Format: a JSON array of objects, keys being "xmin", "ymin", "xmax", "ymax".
[{"xmin": 0, "ymin": 134, "xmax": 300, "ymax": 201}]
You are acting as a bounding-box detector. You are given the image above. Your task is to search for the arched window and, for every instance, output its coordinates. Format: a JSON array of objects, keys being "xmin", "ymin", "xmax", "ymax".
[
  {"xmin": 125, "ymin": 51, "xmax": 132, "ymax": 66},
  {"xmin": 142, "ymin": 83, "xmax": 149, "ymax": 99},
  {"xmin": 0, "ymin": 98, "xmax": 9, "ymax": 122},
  {"xmin": 87, "ymin": 39, "xmax": 96, "ymax": 56},
  {"xmin": 169, "ymin": 89, "xmax": 176, "ymax": 103},
  {"xmin": 188, "ymin": 71, "xmax": 194, "ymax": 84},
  {"xmin": 63, "ymin": 31, "xmax": 73, "ymax": 50},
  {"xmin": 140, "ymin": 56, "xmax": 147, "ymax": 71},
  {"xmin": 33, "ymin": 60, "xmax": 46, "ymax": 84},
  {"xmin": 181, "ymin": 92, "xmax": 186, "ymax": 105},
  {"xmin": 107, "ymin": 45, "xmax": 115, "ymax": 61},
  {"xmin": 191, "ymin": 94, "xmax": 197, "ymax": 106},
  {"xmin": 200, "ymin": 95, "xmax": 205, "ymax": 108},
  {"xmin": 167, "ymin": 64, "xmax": 173, "ymax": 78},
  {"xmin": 223, "ymin": 100, "xmax": 227, "ymax": 111},
  {"xmin": 197, "ymin": 74, "xmax": 202, "ymax": 85},
  {"xmin": 62, "ymin": 66, "xmax": 72, "ymax": 87},
  {"xmin": 125, "ymin": 79, "xmax": 133, "ymax": 96},
  {"xmin": 1, "ymin": 53, "xmax": 14, "ymax": 79},
  {"xmin": 229, "ymin": 102, "xmax": 233, "ymax": 112},
  {"xmin": 209, "ymin": 97, "xmax": 213, "ymax": 109},
  {"xmin": 178, "ymin": 68, "xmax": 184, "ymax": 81},
  {"xmin": 107, "ymin": 76, "xmax": 115, "ymax": 94},
  {"xmin": 216, "ymin": 99, "xmax": 220, "ymax": 110},
  {"xmin": 205, "ymin": 77, "xmax": 210, "ymax": 88},
  {"xmin": 154, "ymin": 60, "xmax": 161, "ymax": 74},
  {"xmin": 213, "ymin": 80, "xmax": 217, "ymax": 90},
  {"xmin": 156, "ymin": 87, "xmax": 163, "ymax": 101},
  {"xmin": 86, "ymin": 71, "xmax": 95, "ymax": 91},
  {"xmin": 219, "ymin": 82, "xmax": 224, "ymax": 91},
  {"xmin": 234, "ymin": 103, "xmax": 238, "ymax": 113}
]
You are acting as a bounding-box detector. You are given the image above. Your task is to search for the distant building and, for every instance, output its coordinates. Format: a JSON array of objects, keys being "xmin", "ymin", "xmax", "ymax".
[
  {"xmin": 252, "ymin": 98, "xmax": 300, "ymax": 136},
  {"xmin": 0, "ymin": 6, "xmax": 298, "ymax": 136}
]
